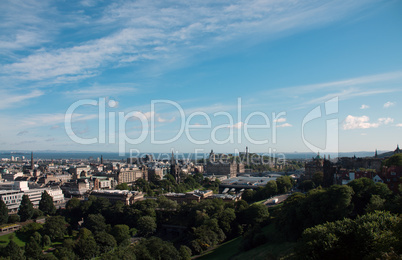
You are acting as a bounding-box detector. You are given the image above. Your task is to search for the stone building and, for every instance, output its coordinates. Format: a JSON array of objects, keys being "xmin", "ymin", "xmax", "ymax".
[
  {"xmin": 205, "ymin": 150, "xmax": 244, "ymax": 178},
  {"xmin": 304, "ymin": 153, "xmax": 324, "ymax": 180},
  {"xmin": 117, "ymin": 166, "xmax": 148, "ymax": 185},
  {"xmin": 170, "ymin": 152, "xmax": 181, "ymax": 183},
  {"xmin": 90, "ymin": 190, "xmax": 144, "ymax": 205}
]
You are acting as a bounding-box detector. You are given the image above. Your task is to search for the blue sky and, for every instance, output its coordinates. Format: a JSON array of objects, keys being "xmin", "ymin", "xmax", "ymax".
[{"xmin": 1, "ymin": 0, "xmax": 401, "ymax": 155}]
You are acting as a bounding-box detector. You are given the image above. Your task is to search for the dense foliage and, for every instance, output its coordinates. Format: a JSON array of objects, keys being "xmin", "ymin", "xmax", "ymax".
[
  {"xmin": 18, "ymin": 195, "xmax": 34, "ymax": 222},
  {"xmin": 0, "ymin": 199, "xmax": 8, "ymax": 225},
  {"xmin": 39, "ymin": 191, "xmax": 56, "ymax": 216},
  {"xmin": 297, "ymin": 211, "xmax": 402, "ymax": 259}
]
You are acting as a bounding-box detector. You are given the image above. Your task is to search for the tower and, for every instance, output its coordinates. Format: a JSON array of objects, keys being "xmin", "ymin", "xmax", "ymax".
[
  {"xmin": 395, "ymin": 145, "xmax": 401, "ymax": 154},
  {"xmin": 101, "ymin": 155, "xmax": 103, "ymax": 164},
  {"xmin": 170, "ymin": 151, "xmax": 180, "ymax": 183},
  {"xmin": 31, "ymin": 152, "xmax": 34, "ymax": 170},
  {"xmin": 209, "ymin": 150, "xmax": 215, "ymax": 163},
  {"xmin": 246, "ymin": 146, "xmax": 249, "ymax": 165},
  {"xmin": 375, "ymin": 149, "xmax": 378, "ymax": 158}
]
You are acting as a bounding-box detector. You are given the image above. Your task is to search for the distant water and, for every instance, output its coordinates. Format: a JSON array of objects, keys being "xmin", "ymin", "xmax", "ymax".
[{"xmin": 0, "ymin": 150, "xmax": 379, "ymax": 161}]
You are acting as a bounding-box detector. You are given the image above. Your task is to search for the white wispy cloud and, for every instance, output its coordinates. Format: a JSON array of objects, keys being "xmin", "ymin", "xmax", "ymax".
[
  {"xmin": 384, "ymin": 101, "xmax": 395, "ymax": 108},
  {"xmin": 276, "ymin": 123, "xmax": 293, "ymax": 128},
  {"xmin": 343, "ymin": 116, "xmax": 395, "ymax": 130},
  {"xmin": 378, "ymin": 117, "xmax": 394, "ymax": 125},
  {"xmin": 274, "ymin": 118, "xmax": 287, "ymax": 123},
  {"xmin": 343, "ymin": 115, "xmax": 379, "ymax": 130},
  {"xmin": 396, "ymin": 124, "xmax": 402, "ymax": 127},
  {"xmin": 0, "ymin": 90, "xmax": 43, "ymax": 109},
  {"xmin": 157, "ymin": 116, "xmax": 176, "ymax": 123},
  {"xmin": 1, "ymin": 0, "xmax": 374, "ymax": 83},
  {"xmin": 20, "ymin": 113, "xmax": 97, "ymax": 127},
  {"xmin": 64, "ymin": 84, "xmax": 137, "ymax": 98},
  {"xmin": 360, "ymin": 104, "xmax": 369, "ymax": 109},
  {"xmin": 303, "ymin": 88, "xmax": 395, "ymax": 106},
  {"xmin": 228, "ymin": 122, "xmax": 244, "ymax": 129},
  {"xmin": 285, "ymin": 71, "xmax": 402, "ymax": 94}
]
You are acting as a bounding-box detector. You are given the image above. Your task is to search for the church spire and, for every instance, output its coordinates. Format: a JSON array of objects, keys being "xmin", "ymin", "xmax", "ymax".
[
  {"xmin": 31, "ymin": 152, "xmax": 34, "ymax": 170},
  {"xmin": 171, "ymin": 151, "xmax": 175, "ymax": 165}
]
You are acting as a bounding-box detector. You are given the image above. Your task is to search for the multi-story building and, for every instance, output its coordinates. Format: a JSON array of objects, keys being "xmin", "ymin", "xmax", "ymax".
[
  {"xmin": 0, "ymin": 190, "xmax": 24, "ymax": 213},
  {"xmin": 117, "ymin": 166, "xmax": 147, "ymax": 185},
  {"xmin": 90, "ymin": 190, "xmax": 144, "ymax": 205},
  {"xmin": 60, "ymin": 179, "xmax": 90, "ymax": 197},
  {"xmin": 304, "ymin": 153, "xmax": 324, "ymax": 180},
  {"xmin": 205, "ymin": 150, "xmax": 244, "ymax": 178},
  {"xmin": 0, "ymin": 186, "xmax": 64, "ymax": 213}
]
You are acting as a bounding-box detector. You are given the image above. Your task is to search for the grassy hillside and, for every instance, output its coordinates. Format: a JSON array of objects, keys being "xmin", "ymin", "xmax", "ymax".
[{"xmin": 197, "ymin": 222, "xmax": 295, "ymax": 260}]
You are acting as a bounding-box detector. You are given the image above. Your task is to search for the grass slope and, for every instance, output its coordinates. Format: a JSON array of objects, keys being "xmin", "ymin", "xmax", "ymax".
[
  {"xmin": 231, "ymin": 241, "xmax": 295, "ymax": 260},
  {"xmin": 195, "ymin": 237, "xmax": 242, "ymax": 260},
  {"xmin": 0, "ymin": 233, "xmax": 26, "ymax": 247},
  {"xmin": 195, "ymin": 221, "xmax": 296, "ymax": 260}
]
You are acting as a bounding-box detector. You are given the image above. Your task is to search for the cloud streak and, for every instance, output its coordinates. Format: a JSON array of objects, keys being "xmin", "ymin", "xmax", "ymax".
[
  {"xmin": 0, "ymin": 90, "xmax": 43, "ymax": 109},
  {"xmin": 1, "ymin": 0, "xmax": 374, "ymax": 83}
]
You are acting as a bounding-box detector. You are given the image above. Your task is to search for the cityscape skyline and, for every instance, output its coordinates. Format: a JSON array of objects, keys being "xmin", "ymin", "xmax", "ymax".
[{"xmin": 1, "ymin": 0, "xmax": 402, "ymax": 154}]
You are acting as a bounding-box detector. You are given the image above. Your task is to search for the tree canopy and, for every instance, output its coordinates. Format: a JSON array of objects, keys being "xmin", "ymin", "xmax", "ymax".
[
  {"xmin": 39, "ymin": 190, "xmax": 56, "ymax": 215},
  {"xmin": 0, "ymin": 199, "xmax": 8, "ymax": 224},
  {"xmin": 18, "ymin": 194, "xmax": 34, "ymax": 222}
]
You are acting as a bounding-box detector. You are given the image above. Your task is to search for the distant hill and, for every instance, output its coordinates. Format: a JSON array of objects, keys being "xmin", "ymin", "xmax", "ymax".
[{"xmin": 377, "ymin": 151, "xmax": 397, "ymax": 158}]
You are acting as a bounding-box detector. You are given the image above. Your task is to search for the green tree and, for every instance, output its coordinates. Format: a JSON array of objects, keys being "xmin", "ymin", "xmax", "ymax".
[
  {"xmin": 32, "ymin": 231, "xmax": 42, "ymax": 245},
  {"xmin": 18, "ymin": 194, "xmax": 34, "ymax": 222},
  {"xmin": 75, "ymin": 235, "xmax": 98, "ymax": 260},
  {"xmin": 8, "ymin": 214, "xmax": 20, "ymax": 223},
  {"xmin": 43, "ymin": 216, "xmax": 67, "ymax": 241},
  {"xmin": 299, "ymin": 180, "xmax": 315, "ymax": 192},
  {"xmin": 115, "ymin": 183, "xmax": 129, "ymax": 190},
  {"xmin": 244, "ymin": 204, "xmax": 269, "ymax": 225},
  {"xmin": 137, "ymin": 216, "xmax": 156, "ymax": 237},
  {"xmin": 133, "ymin": 237, "xmax": 180, "ymax": 260},
  {"xmin": 32, "ymin": 208, "xmax": 43, "ymax": 219},
  {"xmin": 265, "ymin": 180, "xmax": 278, "ymax": 197},
  {"xmin": 276, "ymin": 176, "xmax": 293, "ymax": 194},
  {"xmin": 348, "ymin": 178, "xmax": 392, "ymax": 215},
  {"xmin": 383, "ymin": 153, "xmax": 402, "ymax": 166},
  {"xmin": 111, "ymin": 224, "xmax": 130, "ymax": 245},
  {"xmin": 18, "ymin": 222, "xmax": 43, "ymax": 239},
  {"xmin": 65, "ymin": 197, "xmax": 82, "ymax": 228},
  {"xmin": 297, "ymin": 211, "xmax": 401, "ymax": 259},
  {"xmin": 312, "ymin": 171, "xmax": 324, "ymax": 186},
  {"xmin": 25, "ymin": 237, "xmax": 42, "ymax": 260},
  {"xmin": 0, "ymin": 199, "xmax": 8, "ymax": 224},
  {"xmin": 3, "ymin": 240, "xmax": 25, "ymax": 260},
  {"xmin": 95, "ymin": 231, "xmax": 116, "ymax": 254},
  {"xmin": 39, "ymin": 191, "xmax": 56, "ymax": 215},
  {"xmin": 84, "ymin": 213, "xmax": 108, "ymax": 234},
  {"xmin": 42, "ymin": 235, "xmax": 51, "ymax": 248},
  {"xmin": 242, "ymin": 189, "xmax": 257, "ymax": 203},
  {"xmin": 179, "ymin": 245, "xmax": 192, "ymax": 260},
  {"xmin": 365, "ymin": 194, "xmax": 386, "ymax": 213},
  {"xmin": 54, "ymin": 247, "xmax": 76, "ymax": 260}
]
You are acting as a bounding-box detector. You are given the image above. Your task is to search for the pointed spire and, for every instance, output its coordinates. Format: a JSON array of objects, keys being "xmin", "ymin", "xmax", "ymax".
[
  {"xmin": 171, "ymin": 151, "xmax": 175, "ymax": 165},
  {"xmin": 31, "ymin": 152, "xmax": 34, "ymax": 170},
  {"xmin": 375, "ymin": 149, "xmax": 378, "ymax": 158}
]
